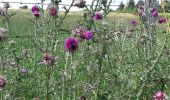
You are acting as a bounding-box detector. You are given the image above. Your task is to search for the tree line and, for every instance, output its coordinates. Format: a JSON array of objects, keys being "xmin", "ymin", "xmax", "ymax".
[{"xmin": 117, "ymin": 0, "xmax": 170, "ymax": 13}]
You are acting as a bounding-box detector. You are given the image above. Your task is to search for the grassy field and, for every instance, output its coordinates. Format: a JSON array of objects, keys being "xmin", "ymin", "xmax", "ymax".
[{"xmin": 0, "ymin": 9, "xmax": 170, "ymax": 100}]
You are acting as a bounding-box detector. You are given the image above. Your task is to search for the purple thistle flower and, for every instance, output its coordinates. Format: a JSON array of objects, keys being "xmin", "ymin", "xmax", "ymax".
[
  {"xmin": 159, "ymin": 16, "xmax": 167, "ymax": 24},
  {"xmin": 0, "ymin": 76, "xmax": 6, "ymax": 88},
  {"xmin": 152, "ymin": 10, "xmax": 158, "ymax": 17},
  {"xmin": 48, "ymin": 7, "xmax": 58, "ymax": 17},
  {"xmin": 151, "ymin": 8, "xmax": 157, "ymax": 13},
  {"xmin": 93, "ymin": 12, "xmax": 103, "ymax": 21},
  {"xmin": 153, "ymin": 91, "xmax": 167, "ymax": 100},
  {"xmin": 81, "ymin": 96, "xmax": 86, "ymax": 100},
  {"xmin": 32, "ymin": 5, "xmax": 40, "ymax": 12},
  {"xmin": 65, "ymin": 38, "xmax": 79, "ymax": 53},
  {"xmin": 151, "ymin": 8, "xmax": 158, "ymax": 17},
  {"xmin": 85, "ymin": 31, "xmax": 93, "ymax": 40},
  {"xmin": 31, "ymin": 6, "xmax": 40, "ymax": 18},
  {"xmin": 130, "ymin": 19, "xmax": 138, "ymax": 26},
  {"xmin": 42, "ymin": 53, "xmax": 55, "ymax": 65},
  {"xmin": 80, "ymin": 30, "xmax": 93, "ymax": 40}
]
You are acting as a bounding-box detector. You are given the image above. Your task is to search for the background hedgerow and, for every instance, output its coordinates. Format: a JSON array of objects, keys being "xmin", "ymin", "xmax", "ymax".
[{"xmin": 0, "ymin": 0, "xmax": 170, "ymax": 100}]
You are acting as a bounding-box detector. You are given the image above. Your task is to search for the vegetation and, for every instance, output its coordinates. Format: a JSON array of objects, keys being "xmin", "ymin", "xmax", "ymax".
[{"xmin": 0, "ymin": 0, "xmax": 170, "ymax": 100}]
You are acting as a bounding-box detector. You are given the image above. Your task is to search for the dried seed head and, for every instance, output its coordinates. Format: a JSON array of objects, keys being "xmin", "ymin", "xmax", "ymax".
[
  {"xmin": 21, "ymin": 49, "xmax": 29, "ymax": 58},
  {"xmin": 42, "ymin": 53, "xmax": 55, "ymax": 65},
  {"xmin": 0, "ymin": 27, "xmax": 8, "ymax": 41},
  {"xmin": 0, "ymin": 76, "xmax": 6, "ymax": 88},
  {"xmin": 0, "ymin": 8, "xmax": 5, "ymax": 16},
  {"xmin": 3, "ymin": 2, "xmax": 10, "ymax": 9},
  {"xmin": 19, "ymin": 68, "xmax": 29, "ymax": 76}
]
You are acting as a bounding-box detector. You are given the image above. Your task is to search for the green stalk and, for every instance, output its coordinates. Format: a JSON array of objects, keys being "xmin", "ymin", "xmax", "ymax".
[{"xmin": 62, "ymin": 52, "xmax": 69, "ymax": 100}]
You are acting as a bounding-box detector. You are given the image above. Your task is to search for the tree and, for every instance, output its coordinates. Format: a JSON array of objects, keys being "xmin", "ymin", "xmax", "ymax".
[
  {"xmin": 124, "ymin": 0, "xmax": 136, "ymax": 13},
  {"xmin": 19, "ymin": 5, "xmax": 28, "ymax": 9},
  {"xmin": 118, "ymin": 1, "xmax": 125, "ymax": 11},
  {"xmin": 127, "ymin": 0, "xmax": 135, "ymax": 9}
]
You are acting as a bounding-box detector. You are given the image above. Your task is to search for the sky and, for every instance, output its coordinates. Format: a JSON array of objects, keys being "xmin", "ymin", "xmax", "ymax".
[{"xmin": 0, "ymin": 0, "xmax": 146, "ymax": 11}]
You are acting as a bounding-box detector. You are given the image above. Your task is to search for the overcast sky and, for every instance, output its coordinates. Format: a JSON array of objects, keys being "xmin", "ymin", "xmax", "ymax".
[{"xmin": 0, "ymin": 0, "xmax": 147, "ymax": 11}]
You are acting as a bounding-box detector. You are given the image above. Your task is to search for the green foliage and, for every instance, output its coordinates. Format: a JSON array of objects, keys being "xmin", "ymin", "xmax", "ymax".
[
  {"xmin": 127, "ymin": 0, "xmax": 135, "ymax": 9},
  {"xmin": 118, "ymin": 1, "xmax": 125, "ymax": 11},
  {"xmin": 158, "ymin": 0, "xmax": 170, "ymax": 13},
  {"xmin": 116, "ymin": 0, "xmax": 137, "ymax": 14},
  {"xmin": 19, "ymin": 5, "xmax": 28, "ymax": 9}
]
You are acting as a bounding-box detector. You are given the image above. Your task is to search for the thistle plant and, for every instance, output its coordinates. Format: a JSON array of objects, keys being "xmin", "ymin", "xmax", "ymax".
[{"xmin": 0, "ymin": 0, "xmax": 170, "ymax": 99}]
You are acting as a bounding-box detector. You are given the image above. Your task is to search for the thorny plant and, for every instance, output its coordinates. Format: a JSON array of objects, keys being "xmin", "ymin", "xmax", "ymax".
[{"xmin": 0, "ymin": 0, "xmax": 170, "ymax": 100}]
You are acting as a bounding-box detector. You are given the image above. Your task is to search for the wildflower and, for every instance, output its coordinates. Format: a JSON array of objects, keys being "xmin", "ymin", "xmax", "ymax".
[
  {"xmin": 93, "ymin": 12, "xmax": 103, "ymax": 21},
  {"xmin": 75, "ymin": 0, "xmax": 86, "ymax": 8},
  {"xmin": 48, "ymin": 7, "xmax": 58, "ymax": 17},
  {"xmin": 42, "ymin": 53, "xmax": 55, "ymax": 65},
  {"xmin": 153, "ymin": 91, "xmax": 168, "ymax": 100},
  {"xmin": 0, "ymin": 76, "xmax": 6, "ymax": 88},
  {"xmin": 75, "ymin": 26, "xmax": 84, "ymax": 34},
  {"xmin": 81, "ymin": 96, "xmax": 86, "ymax": 100},
  {"xmin": 19, "ymin": 68, "xmax": 28, "ymax": 76},
  {"xmin": 82, "ymin": 30, "xmax": 93, "ymax": 40},
  {"xmin": 65, "ymin": 38, "xmax": 79, "ymax": 53},
  {"xmin": 31, "ymin": 5, "xmax": 40, "ymax": 18},
  {"xmin": 130, "ymin": 19, "xmax": 138, "ymax": 27},
  {"xmin": 151, "ymin": 8, "xmax": 158, "ymax": 17},
  {"xmin": 159, "ymin": 17, "xmax": 166, "ymax": 24},
  {"xmin": 0, "ymin": 27, "xmax": 8, "ymax": 41}
]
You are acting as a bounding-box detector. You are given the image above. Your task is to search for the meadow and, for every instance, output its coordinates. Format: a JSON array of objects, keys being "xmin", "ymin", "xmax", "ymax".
[{"xmin": 0, "ymin": 6, "xmax": 170, "ymax": 100}]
